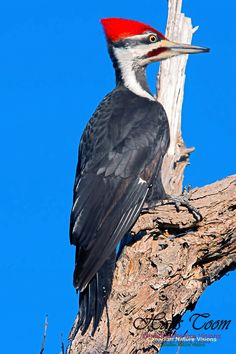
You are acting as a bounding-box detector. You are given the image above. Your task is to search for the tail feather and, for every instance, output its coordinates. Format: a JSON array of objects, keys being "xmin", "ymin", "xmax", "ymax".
[{"xmin": 74, "ymin": 249, "xmax": 116, "ymax": 336}]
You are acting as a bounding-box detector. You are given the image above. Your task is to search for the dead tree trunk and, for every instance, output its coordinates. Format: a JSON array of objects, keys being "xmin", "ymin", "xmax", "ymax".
[
  {"xmin": 68, "ymin": 176, "xmax": 236, "ymax": 354},
  {"xmin": 67, "ymin": 1, "xmax": 236, "ymax": 353},
  {"xmin": 158, "ymin": 0, "xmax": 197, "ymax": 195}
]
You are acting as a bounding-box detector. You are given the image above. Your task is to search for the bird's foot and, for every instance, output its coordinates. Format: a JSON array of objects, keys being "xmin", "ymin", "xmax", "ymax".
[{"xmin": 165, "ymin": 186, "xmax": 202, "ymax": 222}]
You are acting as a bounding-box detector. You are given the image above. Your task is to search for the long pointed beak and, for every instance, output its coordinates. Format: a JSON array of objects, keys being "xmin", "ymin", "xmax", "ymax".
[
  {"xmin": 162, "ymin": 39, "xmax": 210, "ymax": 55},
  {"xmin": 142, "ymin": 38, "xmax": 210, "ymax": 65}
]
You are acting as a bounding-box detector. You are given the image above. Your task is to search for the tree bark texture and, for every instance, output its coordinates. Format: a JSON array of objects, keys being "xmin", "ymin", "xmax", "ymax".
[
  {"xmin": 67, "ymin": 1, "xmax": 236, "ymax": 353},
  {"xmin": 68, "ymin": 175, "xmax": 236, "ymax": 353}
]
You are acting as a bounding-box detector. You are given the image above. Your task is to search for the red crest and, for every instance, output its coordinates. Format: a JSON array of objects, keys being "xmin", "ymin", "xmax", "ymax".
[{"xmin": 101, "ymin": 18, "xmax": 166, "ymax": 42}]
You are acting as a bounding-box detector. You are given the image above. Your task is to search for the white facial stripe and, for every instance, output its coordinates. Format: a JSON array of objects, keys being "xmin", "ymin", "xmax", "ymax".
[
  {"xmin": 114, "ymin": 41, "xmax": 164, "ymax": 69},
  {"xmin": 114, "ymin": 46, "xmax": 155, "ymax": 101},
  {"xmin": 124, "ymin": 32, "xmax": 154, "ymax": 41},
  {"xmin": 122, "ymin": 41, "xmax": 162, "ymax": 57}
]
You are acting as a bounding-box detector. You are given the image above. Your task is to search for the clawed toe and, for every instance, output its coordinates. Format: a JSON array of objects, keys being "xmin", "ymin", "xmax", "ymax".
[{"xmin": 166, "ymin": 193, "xmax": 202, "ymax": 222}]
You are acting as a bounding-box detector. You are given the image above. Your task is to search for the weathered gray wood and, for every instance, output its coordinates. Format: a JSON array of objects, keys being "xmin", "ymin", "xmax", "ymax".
[
  {"xmin": 159, "ymin": 0, "xmax": 197, "ymax": 195},
  {"xmin": 68, "ymin": 175, "xmax": 236, "ymax": 353}
]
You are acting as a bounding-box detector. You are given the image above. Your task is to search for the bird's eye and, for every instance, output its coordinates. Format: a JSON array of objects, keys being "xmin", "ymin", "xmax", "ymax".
[{"xmin": 149, "ymin": 34, "xmax": 158, "ymax": 43}]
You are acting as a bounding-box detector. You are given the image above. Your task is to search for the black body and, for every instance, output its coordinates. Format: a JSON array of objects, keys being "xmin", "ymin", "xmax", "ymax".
[{"xmin": 70, "ymin": 85, "xmax": 170, "ymax": 335}]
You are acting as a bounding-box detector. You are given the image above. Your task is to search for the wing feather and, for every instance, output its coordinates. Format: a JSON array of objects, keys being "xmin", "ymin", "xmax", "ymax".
[
  {"xmin": 71, "ymin": 172, "xmax": 148, "ymax": 290},
  {"xmin": 70, "ymin": 87, "xmax": 169, "ymax": 293}
]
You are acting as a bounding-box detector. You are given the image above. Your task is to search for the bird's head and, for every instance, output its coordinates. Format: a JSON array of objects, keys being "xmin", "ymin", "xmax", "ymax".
[
  {"xmin": 101, "ymin": 18, "xmax": 209, "ymax": 65},
  {"xmin": 101, "ymin": 18, "xmax": 209, "ymax": 99}
]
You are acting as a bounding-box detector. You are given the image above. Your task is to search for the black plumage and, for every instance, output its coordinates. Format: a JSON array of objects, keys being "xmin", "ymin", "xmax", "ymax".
[{"xmin": 70, "ymin": 85, "xmax": 170, "ymax": 334}]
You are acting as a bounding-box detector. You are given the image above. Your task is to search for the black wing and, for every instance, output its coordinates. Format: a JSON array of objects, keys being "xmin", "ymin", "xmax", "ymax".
[
  {"xmin": 70, "ymin": 87, "xmax": 169, "ymax": 291},
  {"xmin": 69, "ymin": 87, "xmax": 169, "ymax": 335}
]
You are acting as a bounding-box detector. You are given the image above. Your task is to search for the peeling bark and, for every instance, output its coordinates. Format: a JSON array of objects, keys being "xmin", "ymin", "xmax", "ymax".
[{"xmin": 68, "ymin": 176, "xmax": 236, "ymax": 353}]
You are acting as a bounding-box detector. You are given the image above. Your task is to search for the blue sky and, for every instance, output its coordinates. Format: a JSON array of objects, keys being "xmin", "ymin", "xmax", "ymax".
[{"xmin": 0, "ymin": 1, "xmax": 235, "ymax": 353}]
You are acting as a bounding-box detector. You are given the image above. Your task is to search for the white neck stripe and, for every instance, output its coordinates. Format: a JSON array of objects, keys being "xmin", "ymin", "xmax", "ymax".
[{"xmin": 113, "ymin": 47, "xmax": 155, "ymax": 101}]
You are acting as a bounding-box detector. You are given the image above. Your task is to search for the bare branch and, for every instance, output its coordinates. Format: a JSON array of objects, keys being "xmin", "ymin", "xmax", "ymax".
[
  {"xmin": 40, "ymin": 315, "xmax": 48, "ymax": 354},
  {"xmin": 158, "ymin": 0, "xmax": 196, "ymax": 195},
  {"xmin": 68, "ymin": 175, "xmax": 236, "ymax": 353},
  {"xmin": 60, "ymin": 333, "xmax": 65, "ymax": 354}
]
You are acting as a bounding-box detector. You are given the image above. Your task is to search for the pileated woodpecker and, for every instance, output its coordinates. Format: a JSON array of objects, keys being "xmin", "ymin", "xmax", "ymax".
[{"xmin": 70, "ymin": 18, "xmax": 209, "ymax": 336}]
